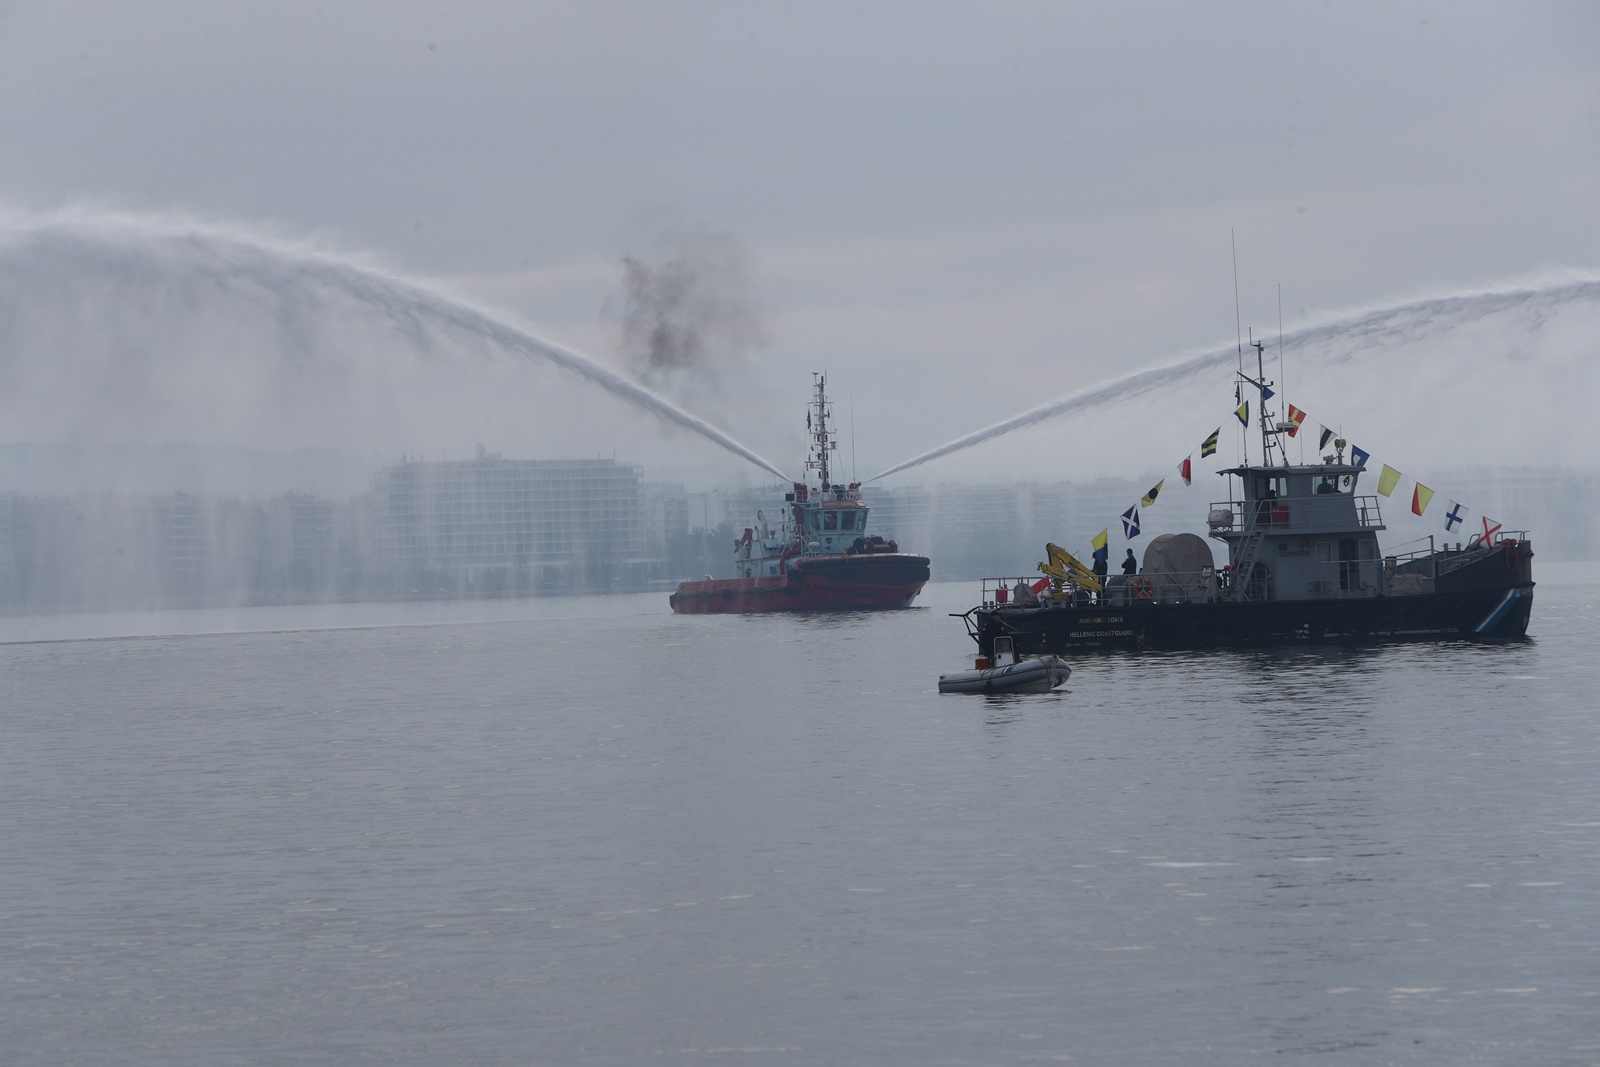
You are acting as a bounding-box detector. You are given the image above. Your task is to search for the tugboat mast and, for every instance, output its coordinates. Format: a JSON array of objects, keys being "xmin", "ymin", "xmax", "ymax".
[
  {"xmin": 805, "ymin": 372, "xmax": 838, "ymax": 490},
  {"xmin": 1237, "ymin": 336, "xmax": 1288, "ymax": 468}
]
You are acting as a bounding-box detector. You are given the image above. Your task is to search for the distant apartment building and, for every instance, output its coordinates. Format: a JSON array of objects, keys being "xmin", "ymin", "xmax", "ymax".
[
  {"xmin": 683, "ymin": 485, "xmax": 789, "ymax": 535},
  {"xmin": 861, "ymin": 484, "xmax": 934, "ymax": 549},
  {"xmin": 368, "ymin": 451, "xmax": 651, "ymax": 592},
  {"xmin": 640, "ymin": 483, "xmax": 690, "ymax": 556}
]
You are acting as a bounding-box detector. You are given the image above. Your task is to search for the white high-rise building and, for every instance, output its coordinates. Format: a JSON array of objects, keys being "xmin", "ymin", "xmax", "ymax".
[{"xmin": 369, "ymin": 451, "xmax": 647, "ymax": 589}]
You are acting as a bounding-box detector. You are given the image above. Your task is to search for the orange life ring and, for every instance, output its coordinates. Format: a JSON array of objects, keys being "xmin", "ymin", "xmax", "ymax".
[{"xmin": 1132, "ymin": 576, "xmax": 1155, "ymax": 600}]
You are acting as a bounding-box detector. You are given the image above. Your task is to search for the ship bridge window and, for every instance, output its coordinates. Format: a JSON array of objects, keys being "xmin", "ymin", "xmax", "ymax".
[
  {"xmin": 839, "ymin": 511, "xmax": 858, "ymax": 531},
  {"xmin": 1316, "ymin": 474, "xmax": 1355, "ymax": 495},
  {"xmin": 1255, "ymin": 475, "xmax": 1289, "ymax": 500},
  {"xmin": 823, "ymin": 511, "xmax": 838, "ymax": 530}
]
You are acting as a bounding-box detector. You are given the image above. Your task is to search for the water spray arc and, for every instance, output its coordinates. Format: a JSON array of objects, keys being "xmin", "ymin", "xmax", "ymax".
[
  {"xmin": 865, "ymin": 362, "xmax": 1207, "ymax": 483},
  {"xmin": 867, "ymin": 277, "xmax": 1600, "ymax": 483},
  {"xmin": 0, "ymin": 210, "xmax": 791, "ymax": 481}
]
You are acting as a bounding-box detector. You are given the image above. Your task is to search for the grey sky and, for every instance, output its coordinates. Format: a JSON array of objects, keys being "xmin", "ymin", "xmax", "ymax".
[{"xmin": 2, "ymin": 1, "xmax": 1597, "ymax": 482}]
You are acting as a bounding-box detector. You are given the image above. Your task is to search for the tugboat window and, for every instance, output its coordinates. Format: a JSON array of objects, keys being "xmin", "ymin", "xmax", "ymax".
[
  {"xmin": 1256, "ymin": 475, "xmax": 1290, "ymax": 498},
  {"xmin": 1257, "ymin": 475, "xmax": 1290, "ymax": 524},
  {"xmin": 823, "ymin": 511, "xmax": 838, "ymax": 530}
]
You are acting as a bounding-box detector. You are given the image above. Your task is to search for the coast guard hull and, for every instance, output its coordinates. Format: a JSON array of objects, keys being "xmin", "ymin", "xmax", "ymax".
[
  {"xmin": 970, "ymin": 541, "xmax": 1533, "ymax": 653},
  {"xmin": 960, "ymin": 353, "xmax": 1538, "ymax": 659}
]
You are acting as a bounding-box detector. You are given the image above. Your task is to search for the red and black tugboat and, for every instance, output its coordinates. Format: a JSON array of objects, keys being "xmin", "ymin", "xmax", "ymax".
[{"xmin": 670, "ymin": 374, "xmax": 930, "ymax": 613}]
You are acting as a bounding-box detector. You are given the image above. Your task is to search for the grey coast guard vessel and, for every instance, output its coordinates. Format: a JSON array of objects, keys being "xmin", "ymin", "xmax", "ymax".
[{"xmin": 959, "ymin": 355, "xmax": 1534, "ymax": 654}]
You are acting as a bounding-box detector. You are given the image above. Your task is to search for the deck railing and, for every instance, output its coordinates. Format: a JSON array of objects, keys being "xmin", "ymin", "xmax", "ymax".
[
  {"xmin": 979, "ymin": 529, "xmax": 1531, "ymax": 609},
  {"xmin": 1206, "ymin": 495, "xmax": 1385, "ymax": 534},
  {"xmin": 984, "ymin": 562, "xmax": 1393, "ymax": 606}
]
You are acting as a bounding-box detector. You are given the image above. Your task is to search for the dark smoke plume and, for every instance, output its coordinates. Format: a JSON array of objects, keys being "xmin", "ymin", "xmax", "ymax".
[{"xmin": 612, "ymin": 228, "xmax": 765, "ymax": 383}]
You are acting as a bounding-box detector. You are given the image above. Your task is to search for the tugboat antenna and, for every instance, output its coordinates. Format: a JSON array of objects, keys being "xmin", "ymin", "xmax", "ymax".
[
  {"xmin": 1254, "ymin": 335, "xmax": 1268, "ymax": 465},
  {"xmin": 1278, "ymin": 283, "xmax": 1290, "ymax": 465},
  {"xmin": 851, "ymin": 393, "xmax": 857, "ymax": 484},
  {"xmin": 1231, "ymin": 229, "xmax": 1243, "ymax": 373},
  {"xmin": 1231, "ymin": 229, "xmax": 1246, "ymax": 469}
]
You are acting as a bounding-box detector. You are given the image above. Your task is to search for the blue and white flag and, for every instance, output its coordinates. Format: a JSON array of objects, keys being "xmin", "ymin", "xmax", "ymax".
[
  {"xmin": 1121, "ymin": 503, "xmax": 1141, "ymax": 540},
  {"xmin": 1444, "ymin": 502, "xmax": 1465, "ymax": 533},
  {"xmin": 1350, "ymin": 445, "xmax": 1370, "ymax": 468}
]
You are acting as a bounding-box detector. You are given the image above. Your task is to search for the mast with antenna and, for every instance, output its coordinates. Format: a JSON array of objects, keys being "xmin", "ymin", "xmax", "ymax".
[
  {"xmin": 1234, "ymin": 328, "xmax": 1287, "ymax": 468},
  {"xmin": 1254, "ymin": 334, "xmax": 1276, "ymax": 466},
  {"xmin": 1231, "ymin": 230, "xmax": 1247, "ymax": 469},
  {"xmin": 1229, "ymin": 237, "xmax": 1292, "ymax": 470},
  {"xmin": 804, "ymin": 372, "xmax": 838, "ymax": 489},
  {"xmin": 1278, "ymin": 283, "xmax": 1293, "ymax": 464}
]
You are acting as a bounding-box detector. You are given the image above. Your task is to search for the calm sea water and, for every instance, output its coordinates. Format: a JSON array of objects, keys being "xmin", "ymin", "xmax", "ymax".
[{"xmin": 4, "ymin": 567, "xmax": 1600, "ymax": 1066}]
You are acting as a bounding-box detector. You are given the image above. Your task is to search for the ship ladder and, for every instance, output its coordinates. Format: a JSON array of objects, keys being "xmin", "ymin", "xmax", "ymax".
[{"xmin": 1230, "ymin": 530, "xmax": 1267, "ymax": 602}]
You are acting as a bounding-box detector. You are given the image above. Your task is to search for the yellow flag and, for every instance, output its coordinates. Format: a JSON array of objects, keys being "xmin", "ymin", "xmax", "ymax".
[
  {"xmin": 1141, "ymin": 480, "xmax": 1164, "ymax": 507},
  {"xmin": 1377, "ymin": 464, "xmax": 1401, "ymax": 497}
]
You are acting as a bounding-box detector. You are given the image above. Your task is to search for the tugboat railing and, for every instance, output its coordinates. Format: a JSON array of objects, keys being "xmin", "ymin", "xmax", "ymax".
[
  {"xmin": 1206, "ymin": 495, "xmax": 1385, "ymax": 533},
  {"xmin": 983, "ymin": 560, "xmax": 1434, "ymax": 606},
  {"xmin": 979, "ymin": 529, "xmax": 1535, "ymax": 610}
]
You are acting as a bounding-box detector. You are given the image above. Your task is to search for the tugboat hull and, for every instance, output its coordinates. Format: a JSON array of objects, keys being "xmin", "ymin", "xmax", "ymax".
[
  {"xmin": 671, "ymin": 553, "xmax": 930, "ymax": 614},
  {"xmin": 671, "ymin": 374, "xmax": 930, "ymax": 616},
  {"xmin": 976, "ymin": 584, "xmax": 1533, "ymax": 652},
  {"xmin": 972, "ymin": 542, "xmax": 1534, "ymax": 653}
]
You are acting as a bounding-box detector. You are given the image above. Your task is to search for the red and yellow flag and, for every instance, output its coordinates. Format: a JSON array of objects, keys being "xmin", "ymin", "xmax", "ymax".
[
  {"xmin": 1286, "ymin": 404, "xmax": 1307, "ymax": 438},
  {"xmin": 1411, "ymin": 482, "xmax": 1435, "ymax": 516}
]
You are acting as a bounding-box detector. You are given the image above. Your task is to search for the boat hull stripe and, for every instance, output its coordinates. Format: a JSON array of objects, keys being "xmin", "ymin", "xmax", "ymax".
[{"xmin": 1474, "ymin": 588, "xmax": 1521, "ymax": 633}]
